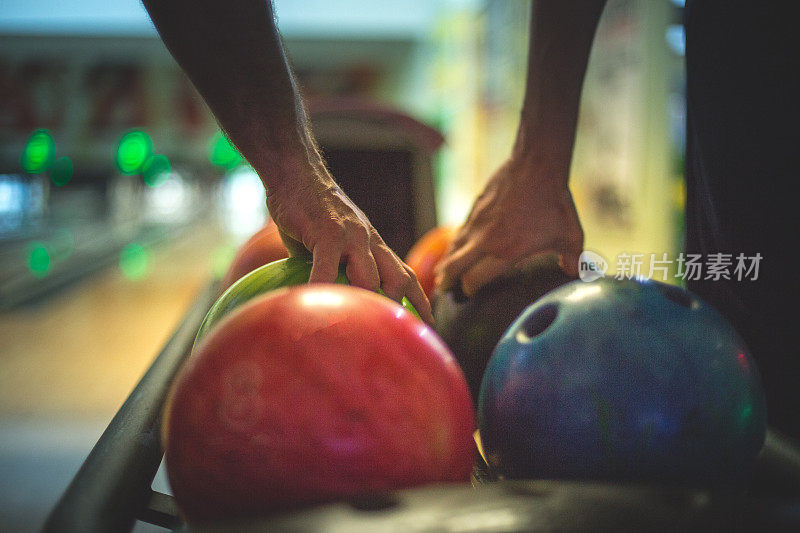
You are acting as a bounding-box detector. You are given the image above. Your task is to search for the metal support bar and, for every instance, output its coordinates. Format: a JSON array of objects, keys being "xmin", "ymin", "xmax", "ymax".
[{"xmin": 139, "ymin": 490, "xmax": 181, "ymax": 530}]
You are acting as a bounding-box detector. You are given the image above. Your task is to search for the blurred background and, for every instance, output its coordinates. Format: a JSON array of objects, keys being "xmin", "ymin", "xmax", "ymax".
[{"xmin": 0, "ymin": 0, "xmax": 685, "ymax": 530}]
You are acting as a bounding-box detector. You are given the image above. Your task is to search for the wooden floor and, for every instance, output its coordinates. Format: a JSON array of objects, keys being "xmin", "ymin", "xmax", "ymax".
[{"xmin": 0, "ymin": 222, "xmax": 231, "ymax": 420}]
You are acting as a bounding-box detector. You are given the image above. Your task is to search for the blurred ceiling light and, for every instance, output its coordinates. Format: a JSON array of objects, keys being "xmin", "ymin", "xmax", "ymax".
[
  {"xmin": 208, "ymin": 131, "xmax": 242, "ymax": 170},
  {"xmin": 666, "ymin": 24, "xmax": 685, "ymax": 56},
  {"xmin": 143, "ymin": 171, "xmax": 191, "ymax": 223},
  {"xmin": 0, "ymin": 175, "xmax": 25, "ymax": 216},
  {"xmin": 21, "ymin": 129, "xmax": 55, "ymax": 174},
  {"xmin": 116, "ymin": 129, "xmax": 153, "ymax": 175},
  {"xmin": 48, "ymin": 156, "xmax": 74, "ymax": 187},
  {"xmin": 142, "ymin": 154, "xmax": 172, "ymax": 188},
  {"xmin": 219, "ymin": 165, "xmax": 267, "ymax": 239},
  {"xmin": 119, "ymin": 242, "xmax": 151, "ymax": 280},
  {"xmin": 27, "ymin": 241, "xmax": 51, "ymax": 278}
]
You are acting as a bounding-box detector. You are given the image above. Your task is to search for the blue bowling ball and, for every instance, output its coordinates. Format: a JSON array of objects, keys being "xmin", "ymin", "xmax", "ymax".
[{"xmin": 478, "ymin": 277, "xmax": 766, "ymax": 487}]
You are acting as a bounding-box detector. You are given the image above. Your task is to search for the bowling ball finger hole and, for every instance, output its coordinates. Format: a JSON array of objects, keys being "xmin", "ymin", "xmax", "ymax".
[
  {"xmin": 657, "ymin": 283, "xmax": 697, "ymax": 309},
  {"xmin": 521, "ymin": 303, "xmax": 559, "ymax": 339}
]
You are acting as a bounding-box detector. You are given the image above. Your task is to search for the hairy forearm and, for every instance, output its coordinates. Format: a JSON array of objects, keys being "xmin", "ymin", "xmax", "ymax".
[
  {"xmin": 142, "ymin": 0, "xmax": 319, "ymax": 190},
  {"xmin": 514, "ymin": 0, "xmax": 606, "ymax": 181}
]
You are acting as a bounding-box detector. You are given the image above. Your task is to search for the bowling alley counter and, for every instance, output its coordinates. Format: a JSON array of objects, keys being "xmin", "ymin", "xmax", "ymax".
[{"xmin": 42, "ymin": 267, "xmax": 800, "ymax": 532}]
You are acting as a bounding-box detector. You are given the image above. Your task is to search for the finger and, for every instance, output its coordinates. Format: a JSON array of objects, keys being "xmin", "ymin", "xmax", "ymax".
[
  {"xmin": 460, "ymin": 256, "xmax": 514, "ymax": 297},
  {"xmin": 372, "ymin": 245, "xmax": 409, "ymax": 303},
  {"xmin": 373, "ymin": 245, "xmax": 434, "ymax": 325},
  {"xmin": 343, "ymin": 247, "xmax": 380, "ymax": 292},
  {"xmin": 435, "ymin": 244, "xmax": 485, "ymax": 293},
  {"xmin": 557, "ymin": 233, "xmax": 583, "ymax": 279},
  {"xmin": 559, "ymin": 194, "xmax": 584, "ymax": 278},
  {"xmin": 309, "ymin": 240, "xmax": 344, "ymax": 284},
  {"xmin": 447, "ymin": 224, "xmax": 470, "ymax": 252},
  {"xmin": 559, "ymin": 247, "xmax": 582, "ymax": 278},
  {"xmin": 402, "ymin": 267, "xmax": 434, "ymax": 325}
]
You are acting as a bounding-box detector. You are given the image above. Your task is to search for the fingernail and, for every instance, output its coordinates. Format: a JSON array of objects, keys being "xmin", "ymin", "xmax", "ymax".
[{"xmin": 461, "ymin": 280, "xmax": 474, "ymax": 298}]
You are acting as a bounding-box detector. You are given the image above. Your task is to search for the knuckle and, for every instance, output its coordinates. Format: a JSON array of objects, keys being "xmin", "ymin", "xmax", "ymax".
[
  {"xmin": 325, "ymin": 231, "xmax": 346, "ymax": 248},
  {"xmin": 382, "ymin": 274, "xmax": 409, "ymax": 297},
  {"xmin": 343, "ymin": 220, "xmax": 370, "ymax": 244},
  {"xmin": 320, "ymin": 218, "xmax": 345, "ymax": 237}
]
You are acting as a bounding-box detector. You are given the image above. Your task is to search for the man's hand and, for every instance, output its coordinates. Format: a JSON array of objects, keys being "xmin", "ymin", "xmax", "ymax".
[
  {"xmin": 436, "ymin": 156, "xmax": 583, "ymax": 297},
  {"xmin": 266, "ymin": 156, "xmax": 433, "ymax": 324},
  {"xmin": 142, "ymin": 0, "xmax": 432, "ymax": 324},
  {"xmin": 435, "ymin": 0, "xmax": 604, "ymax": 297}
]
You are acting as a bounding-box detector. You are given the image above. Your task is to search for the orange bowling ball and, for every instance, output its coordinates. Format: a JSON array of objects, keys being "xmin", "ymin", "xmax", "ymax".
[
  {"xmin": 404, "ymin": 226, "xmax": 456, "ymax": 298},
  {"xmin": 221, "ymin": 221, "xmax": 288, "ymax": 290}
]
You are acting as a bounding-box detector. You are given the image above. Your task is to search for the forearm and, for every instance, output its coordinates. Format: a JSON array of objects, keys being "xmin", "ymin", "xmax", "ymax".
[
  {"xmin": 514, "ymin": 0, "xmax": 606, "ymax": 181},
  {"xmin": 142, "ymin": 0, "xmax": 319, "ymax": 191}
]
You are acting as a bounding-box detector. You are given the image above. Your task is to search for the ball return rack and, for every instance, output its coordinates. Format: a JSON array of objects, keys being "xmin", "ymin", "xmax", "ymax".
[{"xmin": 43, "ymin": 282, "xmax": 800, "ymax": 532}]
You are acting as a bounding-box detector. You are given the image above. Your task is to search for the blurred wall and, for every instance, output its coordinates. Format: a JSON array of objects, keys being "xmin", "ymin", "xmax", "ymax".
[
  {"xmin": 1, "ymin": 0, "xmax": 685, "ymax": 262},
  {"xmin": 426, "ymin": 0, "xmax": 685, "ymax": 274}
]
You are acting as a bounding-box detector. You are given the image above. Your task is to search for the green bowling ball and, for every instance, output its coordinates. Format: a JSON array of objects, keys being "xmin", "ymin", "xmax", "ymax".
[{"xmin": 197, "ymin": 257, "xmax": 419, "ymax": 346}]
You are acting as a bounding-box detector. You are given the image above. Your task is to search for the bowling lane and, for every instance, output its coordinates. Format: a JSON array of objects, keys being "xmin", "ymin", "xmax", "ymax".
[
  {"xmin": 0, "ymin": 219, "xmax": 230, "ymax": 531},
  {"xmin": 0, "ymin": 219, "xmax": 229, "ymax": 419}
]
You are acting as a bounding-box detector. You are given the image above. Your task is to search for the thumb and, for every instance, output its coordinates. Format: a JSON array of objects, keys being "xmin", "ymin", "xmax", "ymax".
[{"xmin": 559, "ymin": 247, "xmax": 582, "ymax": 278}]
